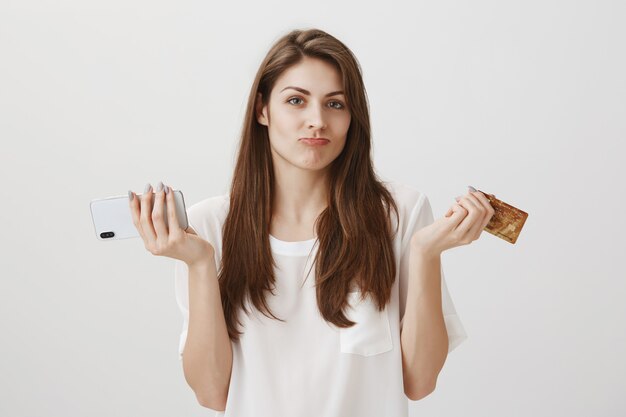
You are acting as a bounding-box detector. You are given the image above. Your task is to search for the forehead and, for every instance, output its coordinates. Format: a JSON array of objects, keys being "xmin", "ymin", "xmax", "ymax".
[{"xmin": 274, "ymin": 57, "xmax": 343, "ymax": 93}]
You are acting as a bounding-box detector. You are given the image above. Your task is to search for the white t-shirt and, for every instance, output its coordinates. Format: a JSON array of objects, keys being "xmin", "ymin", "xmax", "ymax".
[{"xmin": 174, "ymin": 181, "xmax": 467, "ymax": 416}]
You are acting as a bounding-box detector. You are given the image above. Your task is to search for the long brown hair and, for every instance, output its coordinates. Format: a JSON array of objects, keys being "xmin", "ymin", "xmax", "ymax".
[{"xmin": 219, "ymin": 28, "xmax": 399, "ymax": 342}]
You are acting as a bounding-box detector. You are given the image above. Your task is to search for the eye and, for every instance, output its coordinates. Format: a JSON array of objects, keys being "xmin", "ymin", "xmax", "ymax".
[
  {"xmin": 286, "ymin": 97, "xmax": 346, "ymax": 110},
  {"xmin": 287, "ymin": 97, "xmax": 304, "ymax": 105},
  {"xmin": 329, "ymin": 101, "xmax": 345, "ymax": 110}
]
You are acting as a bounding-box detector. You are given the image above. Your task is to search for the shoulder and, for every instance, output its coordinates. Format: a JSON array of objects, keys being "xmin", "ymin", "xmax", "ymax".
[
  {"xmin": 382, "ymin": 180, "xmax": 427, "ymax": 212},
  {"xmin": 185, "ymin": 194, "xmax": 230, "ymax": 242},
  {"xmin": 382, "ymin": 181, "xmax": 431, "ymax": 246},
  {"xmin": 187, "ymin": 194, "xmax": 229, "ymax": 220}
]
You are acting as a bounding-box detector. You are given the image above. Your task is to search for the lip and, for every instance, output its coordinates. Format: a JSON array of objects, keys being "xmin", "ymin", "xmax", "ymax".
[{"xmin": 299, "ymin": 137, "xmax": 330, "ymax": 145}]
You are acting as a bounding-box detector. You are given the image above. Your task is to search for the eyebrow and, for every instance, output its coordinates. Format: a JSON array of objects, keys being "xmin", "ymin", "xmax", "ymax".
[{"xmin": 280, "ymin": 86, "xmax": 345, "ymax": 97}]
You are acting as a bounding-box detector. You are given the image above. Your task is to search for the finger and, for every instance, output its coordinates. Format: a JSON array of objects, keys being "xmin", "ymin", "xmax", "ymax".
[
  {"xmin": 140, "ymin": 183, "xmax": 157, "ymax": 242},
  {"xmin": 152, "ymin": 181, "xmax": 169, "ymax": 240},
  {"xmin": 447, "ymin": 202, "xmax": 468, "ymax": 228},
  {"xmin": 454, "ymin": 194, "xmax": 481, "ymax": 237},
  {"xmin": 128, "ymin": 190, "xmax": 145, "ymax": 239},
  {"xmin": 165, "ymin": 184, "xmax": 183, "ymax": 236},
  {"xmin": 463, "ymin": 192, "xmax": 487, "ymax": 239},
  {"xmin": 471, "ymin": 191, "xmax": 496, "ymax": 228},
  {"xmin": 445, "ymin": 201, "xmax": 463, "ymax": 219}
]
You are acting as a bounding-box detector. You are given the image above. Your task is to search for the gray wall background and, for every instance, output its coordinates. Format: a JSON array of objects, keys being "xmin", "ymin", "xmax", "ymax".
[{"xmin": 1, "ymin": 0, "xmax": 624, "ymax": 415}]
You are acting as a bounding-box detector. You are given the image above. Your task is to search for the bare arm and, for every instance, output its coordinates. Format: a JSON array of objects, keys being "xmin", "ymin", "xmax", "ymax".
[
  {"xmin": 402, "ymin": 188, "xmax": 494, "ymax": 399},
  {"xmin": 400, "ymin": 247, "xmax": 448, "ymax": 401},
  {"xmin": 182, "ymin": 255, "xmax": 233, "ymax": 411}
]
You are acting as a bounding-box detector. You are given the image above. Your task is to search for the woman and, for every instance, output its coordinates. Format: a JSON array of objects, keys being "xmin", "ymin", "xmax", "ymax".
[{"xmin": 129, "ymin": 28, "xmax": 494, "ymax": 416}]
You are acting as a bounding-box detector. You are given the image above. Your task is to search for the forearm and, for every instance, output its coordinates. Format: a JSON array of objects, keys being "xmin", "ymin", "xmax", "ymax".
[
  {"xmin": 400, "ymin": 245, "xmax": 448, "ymax": 400},
  {"xmin": 183, "ymin": 258, "xmax": 233, "ymax": 408}
]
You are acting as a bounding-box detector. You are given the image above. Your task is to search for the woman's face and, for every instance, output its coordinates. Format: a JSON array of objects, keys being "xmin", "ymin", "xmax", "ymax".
[{"xmin": 256, "ymin": 56, "xmax": 351, "ymax": 172}]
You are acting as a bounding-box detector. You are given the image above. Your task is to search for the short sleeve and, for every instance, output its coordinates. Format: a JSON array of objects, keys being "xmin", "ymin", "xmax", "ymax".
[
  {"xmin": 174, "ymin": 259, "xmax": 190, "ymax": 360},
  {"xmin": 398, "ymin": 193, "xmax": 468, "ymax": 353}
]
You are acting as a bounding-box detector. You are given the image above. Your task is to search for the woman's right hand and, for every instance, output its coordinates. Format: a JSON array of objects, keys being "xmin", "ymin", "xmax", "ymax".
[{"xmin": 129, "ymin": 182, "xmax": 214, "ymax": 267}]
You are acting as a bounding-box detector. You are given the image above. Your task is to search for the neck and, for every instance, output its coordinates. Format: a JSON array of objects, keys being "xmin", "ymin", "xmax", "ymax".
[{"xmin": 271, "ymin": 161, "xmax": 329, "ymax": 224}]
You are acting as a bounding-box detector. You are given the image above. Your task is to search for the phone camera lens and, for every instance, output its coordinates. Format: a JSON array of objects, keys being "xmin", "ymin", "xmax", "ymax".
[{"xmin": 100, "ymin": 231, "xmax": 115, "ymax": 239}]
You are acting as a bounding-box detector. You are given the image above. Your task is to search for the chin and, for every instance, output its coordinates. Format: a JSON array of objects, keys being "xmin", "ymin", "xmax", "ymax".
[{"xmin": 298, "ymin": 159, "xmax": 335, "ymax": 171}]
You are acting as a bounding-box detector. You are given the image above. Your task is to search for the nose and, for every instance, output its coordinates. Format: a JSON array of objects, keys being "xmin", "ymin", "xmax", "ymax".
[{"xmin": 306, "ymin": 103, "xmax": 327, "ymax": 130}]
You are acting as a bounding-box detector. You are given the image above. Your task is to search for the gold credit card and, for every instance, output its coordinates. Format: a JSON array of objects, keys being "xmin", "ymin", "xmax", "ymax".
[{"xmin": 477, "ymin": 189, "xmax": 528, "ymax": 244}]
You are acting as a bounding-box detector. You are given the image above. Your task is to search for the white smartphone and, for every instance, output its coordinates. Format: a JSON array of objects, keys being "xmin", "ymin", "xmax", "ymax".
[{"xmin": 90, "ymin": 190, "xmax": 189, "ymax": 241}]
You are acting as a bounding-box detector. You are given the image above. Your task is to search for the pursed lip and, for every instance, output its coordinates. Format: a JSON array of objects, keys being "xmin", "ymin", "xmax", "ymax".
[{"xmin": 299, "ymin": 137, "xmax": 330, "ymax": 142}]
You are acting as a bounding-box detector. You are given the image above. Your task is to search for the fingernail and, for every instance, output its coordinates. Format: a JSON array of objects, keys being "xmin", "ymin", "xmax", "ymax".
[
  {"xmin": 164, "ymin": 184, "xmax": 170, "ymax": 195},
  {"xmin": 156, "ymin": 181, "xmax": 163, "ymax": 192},
  {"xmin": 468, "ymin": 185, "xmax": 477, "ymax": 192},
  {"xmin": 455, "ymin": 195, "xmax": 462, "ymax": 201},
  {"xmin": 128, "ymin": 190, "xmax": 134, "ymax": 201},
  {"xmin": 144, "ymin": 183, "xmax": 152, "ymax": 193}
]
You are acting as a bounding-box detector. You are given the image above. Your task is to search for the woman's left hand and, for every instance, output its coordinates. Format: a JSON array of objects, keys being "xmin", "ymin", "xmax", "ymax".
[{"xmin": 410, "ymin": 188, "xmax": 496, "ymax": 258}]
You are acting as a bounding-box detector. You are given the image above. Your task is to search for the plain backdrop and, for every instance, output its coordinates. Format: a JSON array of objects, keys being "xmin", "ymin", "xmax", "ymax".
[{"xmin": 1, "ymin": 0, "xmax": 625, "ymax": 416}]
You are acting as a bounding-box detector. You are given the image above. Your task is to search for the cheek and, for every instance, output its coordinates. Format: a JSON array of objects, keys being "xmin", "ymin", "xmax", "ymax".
[
  {"xmin": 270, "ymin": 110, "xmax": 300, "ymax": 139},
  {"xmin": 336, "ymin": 115, "xmax": 351, "ymax": 142},
  {"xmin": 338, "ymin": 113, "xmax": 351, "ymax": 132}
]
